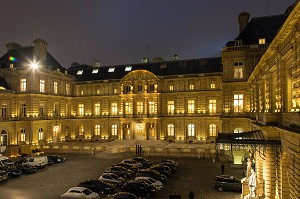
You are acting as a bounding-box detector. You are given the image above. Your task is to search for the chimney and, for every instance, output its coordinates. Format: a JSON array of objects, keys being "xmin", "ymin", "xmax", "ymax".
[
  {"xmin": 6, "ymin": 42, "xmax": 21, "ymax": 52},
  {"xmin": 92, "ymin": 59, "xmax": 101, "ymax": 67},
  {"xmin": 33, "ymin": 39, "xmax": 48, "ymax": 61},
  {"xmin": 238, "ymin": 12, "xmax": 250, "ymax": 33}
]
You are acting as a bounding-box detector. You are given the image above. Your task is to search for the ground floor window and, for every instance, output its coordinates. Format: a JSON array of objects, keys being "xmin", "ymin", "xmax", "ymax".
[
  {"xmin": 187, "ymin": 124, "xmax": 195, "ymax": 136},
  {"xmin": 167, "ymin": 124, "xmax": 175, "ymax": 136},
  {"xmin": 38, "ymin": 128, "xmax": 44, "ymax": 140},
  {"xmin": 209, "ymin": 124, "xmax": 217, "ymax": 136},
  {"xmin": 94, "ymin": 125, "xmax": 101, "ymax": 136},
  {"xmin": 20, "ymin": 129, "xmax": 26, "ymax": 142},
  {"xmin": 111, "ymin": 124, "xmax": 118, "ymax": 136}
]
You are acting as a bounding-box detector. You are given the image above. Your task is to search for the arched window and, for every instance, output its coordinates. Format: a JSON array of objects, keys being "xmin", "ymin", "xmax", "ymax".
[
  {"xmin": 187, "ymin": 124, "xmax": 195, "ymax": 137},
  {"xmin": 0, "ymin": 130, "xmax": 8, "ymax": 146},
  {"xmin": 38, "ymin": 128, "xmax": 44, "ymax": 141},
  {"xmin": 78, "ymin": 125, "xmax": 84, "ymax": 135},
  {"xmin": 167, "ymin": 124, "xmax": 175, "ymax": 136},
  {"xmin": 94, "ymin": 125, "xmax": 101, "ymax": 136},
  {"xmin": 111, "ymin": 125, "xmax": 118, "ymax": 136},
  {"xmin": 209, "ymin": 124, "xmax": 217, "ymax": 136}
]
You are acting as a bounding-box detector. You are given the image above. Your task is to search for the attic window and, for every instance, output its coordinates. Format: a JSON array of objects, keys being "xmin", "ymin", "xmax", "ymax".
[
  {"xmin": 234, "ymin": 40, "xmax": 242, "ymax": 46},
  {"xmin": 125, "ymin": 66, "xmax": 132, "ymax": 71},
  {"xmin": 108, "ymin": 67, "xmax": 115, "ymax": 72},
  {"xmin": 92, "ymin": 69, "xmax": 99, "ymax": 74},
  {"xmin": 77, "ymin": 70, "xmax": 83, "ymax": 75},
  {"xmin": 259, "ymin": 38, "xmax": 266, "ymax": 45},
  {"xmin": 0, "ymin": 86, "xmax": 6, "ymax": 90}
]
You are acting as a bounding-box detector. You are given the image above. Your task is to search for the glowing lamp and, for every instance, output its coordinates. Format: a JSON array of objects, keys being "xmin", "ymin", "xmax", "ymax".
[
  {"xmin": 30, "ymin": 62, "xmax": 38, "ymax": 69},
  {"xmin": 9, "ymin": 56, "xmax": 16, "ymax": 61}
]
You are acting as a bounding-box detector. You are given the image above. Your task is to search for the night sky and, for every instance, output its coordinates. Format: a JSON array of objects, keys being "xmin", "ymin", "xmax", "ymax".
[{"xmin": 0, "ymin": 0, "xmax": 296, "ymax": 68}]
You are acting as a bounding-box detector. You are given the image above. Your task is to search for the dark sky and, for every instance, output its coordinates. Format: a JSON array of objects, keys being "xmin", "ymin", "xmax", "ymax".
[{"xmin": 0, "ymin": 0, "xmax": 296, "ymax": 68}]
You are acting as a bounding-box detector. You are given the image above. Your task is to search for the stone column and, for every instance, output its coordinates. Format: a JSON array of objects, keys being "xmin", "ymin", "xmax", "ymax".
[
  {"xmin": 256, "ymin": 151, "xmax": 264, "ymax": 197},
  {"xmin": 263, "ymin": 147, "xmax": 276, "ymax": 198},
  {"xmin": 281, "ymin": 152, "xmax": 289, "ymax": 199}
]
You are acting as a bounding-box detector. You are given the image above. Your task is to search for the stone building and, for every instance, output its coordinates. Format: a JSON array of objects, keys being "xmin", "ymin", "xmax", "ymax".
[{"xmin": 0, "ymin": 2, "xmax": 299, "ymax": 199}]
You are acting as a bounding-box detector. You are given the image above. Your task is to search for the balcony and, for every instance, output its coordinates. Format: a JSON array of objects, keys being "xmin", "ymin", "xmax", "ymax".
[{"xmin": 223, "ymin": 44, "xmax": 269, "ymax": 52}]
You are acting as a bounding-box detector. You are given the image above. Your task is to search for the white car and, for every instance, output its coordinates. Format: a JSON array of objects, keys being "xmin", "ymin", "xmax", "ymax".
[
  {"xmin": 135, "ymin": 176, "xmax": 163, "ymax": 190},
  {"xmin": 99, "ymin": 173, "xmax": 125, "ymax": 186},
  {"xmin": 61, "ymin": 187, "xmax": 100, "ymax": 199},
  {"xmin": 121, "ymin": 159, "xmax": 143, "ymax": 168}
]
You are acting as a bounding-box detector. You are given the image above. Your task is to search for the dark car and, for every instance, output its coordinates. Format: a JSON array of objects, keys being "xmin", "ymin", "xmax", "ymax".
[
  {"xmin": 131, "ymin": 157, "xmax": 153, "ymax": 168},
  {"xmin": 121, "ymin": 180, "xmax": 157, "ymax": 198},
  {"xmin": 105, "ymin": 192, "xmax": 139, "ymax": 199},
  {"xmin": 150, "ymin": 164, "xmax": 172, "ymax": 177},
  {"xmin": 4, "ymin": 166, "xmax": 22, "ymax": 177},
  {"xmin": 114, "ymin": 163, "xmax": 139, "ymax": 173},
  {"xmin": 78, "ymin": 179, "xmax": 115, "ymax": 194},
  {"xmin": 0, "ymin": 170, "xmax": 8, "ymax": 182},
  {"xmin": 158, "ymin": 162, "xmax": 177, "ymax": 173},
  {"xmin": 47, "ymin": 155, "xmax": 65, "ymax": 163},
  {"xmin": 104, "ymin": 166, "xmax": 134, "ymax": 178},
  {"xmin": 16, "ymin": 164, "xmax": 38, "ymax": 174},
  {"xmin": 136, "ymin": 169, "xmax": 167, "ymax": 183},
  {"xmin": 214, "ymin": 175, "xmax": 242, "ymax": 192}
]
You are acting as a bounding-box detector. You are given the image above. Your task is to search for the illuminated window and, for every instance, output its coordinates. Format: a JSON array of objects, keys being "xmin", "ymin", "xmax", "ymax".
[
  {"xmin": 77, "ymin": 70, "xmax": 83, "ymax": 75},
  {"xmin": 167, "ymin": 124, "xmax": 175, "ymax": 136},
  {"xmin": 167, "ymin": 101, "xmax": 175, "ymax": 114},
  {"xmin": 209, "ymin": 124, "xmax": 217, "ymax": 136},
  {"xmin": 259, "ymin": 38, "xmax": 266, "ymax": 45},
  {"xmin": 137, "ymin": 102, "xmax": 143, "ymax": 114},
  {"xmin": 113, "ymin": 87, "xmax": 118, "ymax": 94},
  {"xmin": 94, "ymin": 103, "xmax": 101, "ymax": 115},
  {"xmin": 210, "ymin": 81, "xmax": 216, "ymax": 89},
  {"xmin": 209, "ymin": 99, "xmax": 216, "ymax": 113},
  {"xmin": 20, "ymin": 103, "xmax": 26, "ymax": 117},
  {"xmin": 1, "ymin": 104, "xmax": 7, "ymax": 118},
  {"xmin": 94, "ymin": 125, "xmax": 101, "ymax": 136},
  {"xmin": 78, "ymin": 104, "xmax": 84, "ymax": 116},
  {"xmin": 149, "ymin": 101, "xmax": 156, "ymax": 114},
  {"xmin": 40, "ymin": 80, "xmax": 45, "ymax": 92},
  {"xmin": 234, "ymin": 94, "xmax": 244, "ymax": 112},
  {"xmin": 111, "ymin": 124, "xmax": 117, "ymax": 136},
  {"xmin": 234, "ymin": 67, "xmax": 243, "ymax": 79},
  {"xmin": 78, "ymin": 125, "xmax": 84, "ymax": 135},
  {"xmin": 189, "ymin": 82, "xmax": 194, "ymax": 90},
  {"xmin": 125, "ymin": 66, "xmax": 132, "ymax": 71},
  {"xmin": 188, "ymin": 100, "xmax": 195, "ymax": 113},
  {"xmin": 169, "ymin": 85, "xmax": 174, "ymax": 91},
  {"xmin": 108, "ymin": 67, "xmax": 115, "ymax": 72},
  {"xmin": 20, "ymin": 79, "xmax": 26, "ymax": 92},
  {"xmin": 187, "ymin": 124, "xmax": 195, "ymax": 136},
  {"xmin": 66, "ymin": 83, "xmax": 70, "ymax": 95},
  {"xmin": 53, "ymin": 81, "xmax": 58, "ymax": 94},
  {"xmin": 125, "ymin": 102, "xmax": 132, "ymax": 114},
  {"xmin": 38, "ymin": 128, "xmax": 44, "ymax": 140},
  {"xmin": 80, "ymin": 89, "xmax": 84, "ymax": 96},
  {"xmin": 92, "ymin": 69, "xmax": 99, "ymax": 73},
  {"xmin": 20, "ymin": 129, "xmax": 26, "ymax": 142},
  {"xmin": 234, "ymin": 128, "xmax": 244, "ymax": 133},
  {"xmin": 111, "ymin": 102, "xmax": 118, "ymax": 115}
]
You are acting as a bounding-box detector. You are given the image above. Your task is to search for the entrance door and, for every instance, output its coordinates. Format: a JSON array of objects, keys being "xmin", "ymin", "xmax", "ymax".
[
  {"xmin": 0, "ymin": 130, "xmax": 8, "ymax": 146},
  {"xmin": 136, "ymin": 124, "xmax": 145, "ymax": 140}
]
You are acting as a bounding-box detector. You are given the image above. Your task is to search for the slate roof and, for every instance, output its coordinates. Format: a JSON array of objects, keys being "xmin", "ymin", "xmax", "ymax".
[
  {"xmin": 0, "ymin": 77, "xmax": 10, "ymax": 90},
  {"xmin": 67, "ymin": 57, "xmax": 222, "ymax": 82},
  {"xmin": 0, "ymin": 46, "xmax": 65, "ymax": 71},
  {"xmin": 235, "ymin": 14, "xmax": 287, "ymax": 45}
]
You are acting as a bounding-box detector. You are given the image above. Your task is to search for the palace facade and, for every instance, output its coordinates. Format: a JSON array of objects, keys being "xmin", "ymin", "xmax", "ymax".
[{"xmin": 0, "ymin": 2, "xmax": 300, "ymax": 199}]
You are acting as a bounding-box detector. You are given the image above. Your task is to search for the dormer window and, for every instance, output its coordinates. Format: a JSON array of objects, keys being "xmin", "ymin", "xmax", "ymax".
[
  {"xmin": 108, "ymin": 67, "xmax": 115, "ymax": 72},
  {"xmin": 77, "ymin": 70, "xmax": 83, "ymax": 75},
  {"xmin": 234, "ymin": 40, "xmax": 242, "ymax": 46},
  {"xmin": 92, "ymin": 69, "xmax": 99, "ymax": 73},
  {"xmin": 125, "ymin": 66, "xmax": 132, "ymax": 71},
  {"xmin": 259, "ymin": 38, "xmax": 266, "ymax": 45}
]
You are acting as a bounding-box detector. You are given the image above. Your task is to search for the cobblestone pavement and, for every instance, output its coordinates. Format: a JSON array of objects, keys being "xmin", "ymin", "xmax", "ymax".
[{"xmin": 0, "ymin": 153, "xmax": 244, "ymax": 199}]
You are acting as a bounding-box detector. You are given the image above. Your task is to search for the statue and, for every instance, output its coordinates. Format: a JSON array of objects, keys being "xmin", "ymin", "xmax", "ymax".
[
  {"xmin": 246, "ymin": 158, "xmax": 252, "ymax": 177},
  {"xmin": 248, "ymin": 168, "xmax": 256, "ymax": 197}
]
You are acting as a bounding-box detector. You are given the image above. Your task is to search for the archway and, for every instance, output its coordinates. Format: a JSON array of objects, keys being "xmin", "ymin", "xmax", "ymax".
[{"xmin": 0, "ymin": 130, "xmax": 8, "ymax": 146}]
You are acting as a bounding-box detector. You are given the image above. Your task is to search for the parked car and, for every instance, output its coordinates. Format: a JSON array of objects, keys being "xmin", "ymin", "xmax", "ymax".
[
  {"xmin": 16, "ymin": 156, "xmax": 48, "ymax": 168},
  {"xmin": 0, "ymin": 170, "xmax": 8, "ymax": 182},
  {"xmin": 61, "ymin": 187, "xmax": 100, "ymax": 198},
  {"xmin": 78, "ymin": 179, "xmax": 115, "ymax": 195},
  {"xmin": 136, "ymin": 169, "xmax": 167, "ymax": 183},
  {"xmin": 135, "ymin": 176, "xmax": 163, "ymax": 191},
  {"xmin": 4, "ymin": 166, "xmax": 22, "ymax": 177},
  {"xmin": 99, "ymin": 173, "xmax": 125, "ymax": 186},
  {"xmin": 105, "ymin": 192, "xmax": 139, "ymax": 199},
  {"xmin": 47, "ymin": 155, "xmax": 66, "ymax": 163},
  {"xmin": 121, "ymin": 159, "xmax": 143, "ymax": 168},
  {"xmin": 160, "ymin": 159, "xmax": 178, "ymax": 168},
  {"xmin": 104, "ymin": 166, "xmax": 134, "ymax": 178},
  {"xmin": 0, "ymin": 156, "xmax": 14, "ymax": 167},
  {"xmin": 121, "ymin": 180, "xmax": 157, "ymax": 198},
  {"xmin": 150, "ymin": 164, "xmax": 172, "ymax": 177},
  {"xmin": 113, "ymin": 162, "xmax": 139, "ymax": 173},
  {"xmin": 130, "ymin": 157, "xmax": 153, "ymax": 168},
  {"xmin": 16, "ymin": 164, "xmax": 38, "ymax": 174},
  {"xmin": 214, "ymin": 175, "xmax": 242, "ymax": 192},
  {"xmin": 158, "ymin": 162, "xmax": 177, "ymax": 173}
]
